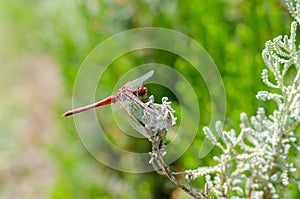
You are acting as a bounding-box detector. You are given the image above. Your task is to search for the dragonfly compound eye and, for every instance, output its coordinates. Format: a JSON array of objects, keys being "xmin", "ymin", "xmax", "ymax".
[{"xmin": 138, "ymin": 85, "xmax": 148, "ymax": 98}]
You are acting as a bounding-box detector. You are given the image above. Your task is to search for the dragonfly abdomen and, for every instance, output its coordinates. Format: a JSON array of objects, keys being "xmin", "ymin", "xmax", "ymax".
[{"xmin": 61, "ymin": 95, "xmax": 116, "ymax": 117}]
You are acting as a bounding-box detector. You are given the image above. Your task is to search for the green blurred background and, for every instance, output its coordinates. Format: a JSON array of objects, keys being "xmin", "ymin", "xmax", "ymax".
[{"xmin": 0, "ymin": 0, "xmax": 296, "ymax": 198}]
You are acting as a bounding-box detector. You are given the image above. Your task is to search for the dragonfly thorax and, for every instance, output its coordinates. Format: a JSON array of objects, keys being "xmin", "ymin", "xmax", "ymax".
[{"xmin": 135, "ymin": 85, "xmax": 148, "ymax": 98}]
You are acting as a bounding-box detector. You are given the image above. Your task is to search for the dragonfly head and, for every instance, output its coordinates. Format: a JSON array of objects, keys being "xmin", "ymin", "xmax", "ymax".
[{"xmin": 136, "ymin": 85, "xmax": 148, "ymax": 98}]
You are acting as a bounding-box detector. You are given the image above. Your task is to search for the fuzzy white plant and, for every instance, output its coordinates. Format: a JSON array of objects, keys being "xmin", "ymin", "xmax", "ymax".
[
  {"xmin": 187, "ymin": 12, "xmax": 300, "ymax": 199},
  {"xmin": 143, "ymin": 1, "xmax": 300, "ymax": 199}
]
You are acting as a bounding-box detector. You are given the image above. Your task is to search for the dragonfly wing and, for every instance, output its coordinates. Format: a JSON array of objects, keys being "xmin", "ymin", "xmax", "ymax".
[
  {"xmin": 119, "ymin": 91, "xmax": 165, "ymax": 131},
  {"xmin": 124, "ymin": 70, "xmax": 154, "ymax": 88},
  {"xmin": 119, "ymin": 93, "xmax": 144, "ymax": 120},
  {"xmin": 117, "ymin": 95, "xmax": 150, "ymax": 138}
]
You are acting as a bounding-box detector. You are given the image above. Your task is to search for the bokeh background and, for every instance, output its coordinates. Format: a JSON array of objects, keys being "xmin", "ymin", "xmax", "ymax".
[{"xmin": 0, "ymin": 0, "xmax": 297, "ymax": 198}]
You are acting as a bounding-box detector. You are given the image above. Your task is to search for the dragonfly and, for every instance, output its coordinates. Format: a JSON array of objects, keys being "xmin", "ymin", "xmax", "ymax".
[{"xmin": 61, "ymin": 70, "xmax": 156, "ymax": 137}]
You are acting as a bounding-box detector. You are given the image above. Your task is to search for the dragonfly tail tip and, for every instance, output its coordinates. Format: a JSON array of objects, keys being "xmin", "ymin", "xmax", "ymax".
[{"xmin": 61, "ymin": 112, "xmax": 72, "ymax": 117}]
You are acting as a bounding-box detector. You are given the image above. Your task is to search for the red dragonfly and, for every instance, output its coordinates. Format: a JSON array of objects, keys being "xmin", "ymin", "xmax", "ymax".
[{"xmin": 61, "ymin": 70, "xmax": 154, "ymax": 120}]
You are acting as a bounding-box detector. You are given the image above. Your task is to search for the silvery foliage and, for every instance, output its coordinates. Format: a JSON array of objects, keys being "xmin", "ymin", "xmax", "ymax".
[
  {"xmin": 144, "ymin": 97, "xmax": 210, "ymax": 198},
  {"xmin": 143, "ymin": 1, "xmax": 300, "ymax": 198},
  {"xmin": 190, "ymin": 1, "xmax": 300, "ymax": 198}
]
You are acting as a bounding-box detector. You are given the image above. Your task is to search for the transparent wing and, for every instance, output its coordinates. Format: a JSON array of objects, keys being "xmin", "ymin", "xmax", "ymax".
[
  {"xmin": 118, "ymin": 91, "xmax": 161, "ymax": 138},
  {"xmin": 118, "ymin": 93, "xmax": 149, "ymax": 138},
  {"xmin": 125, "ymin": 70, "xmax": 154, "ymax": 88}
]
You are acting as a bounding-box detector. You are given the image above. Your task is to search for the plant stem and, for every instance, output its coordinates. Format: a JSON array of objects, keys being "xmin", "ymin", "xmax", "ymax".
[{"xmin": 149, "ymin": 130, "xmax": 208, "ymax": 199}]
